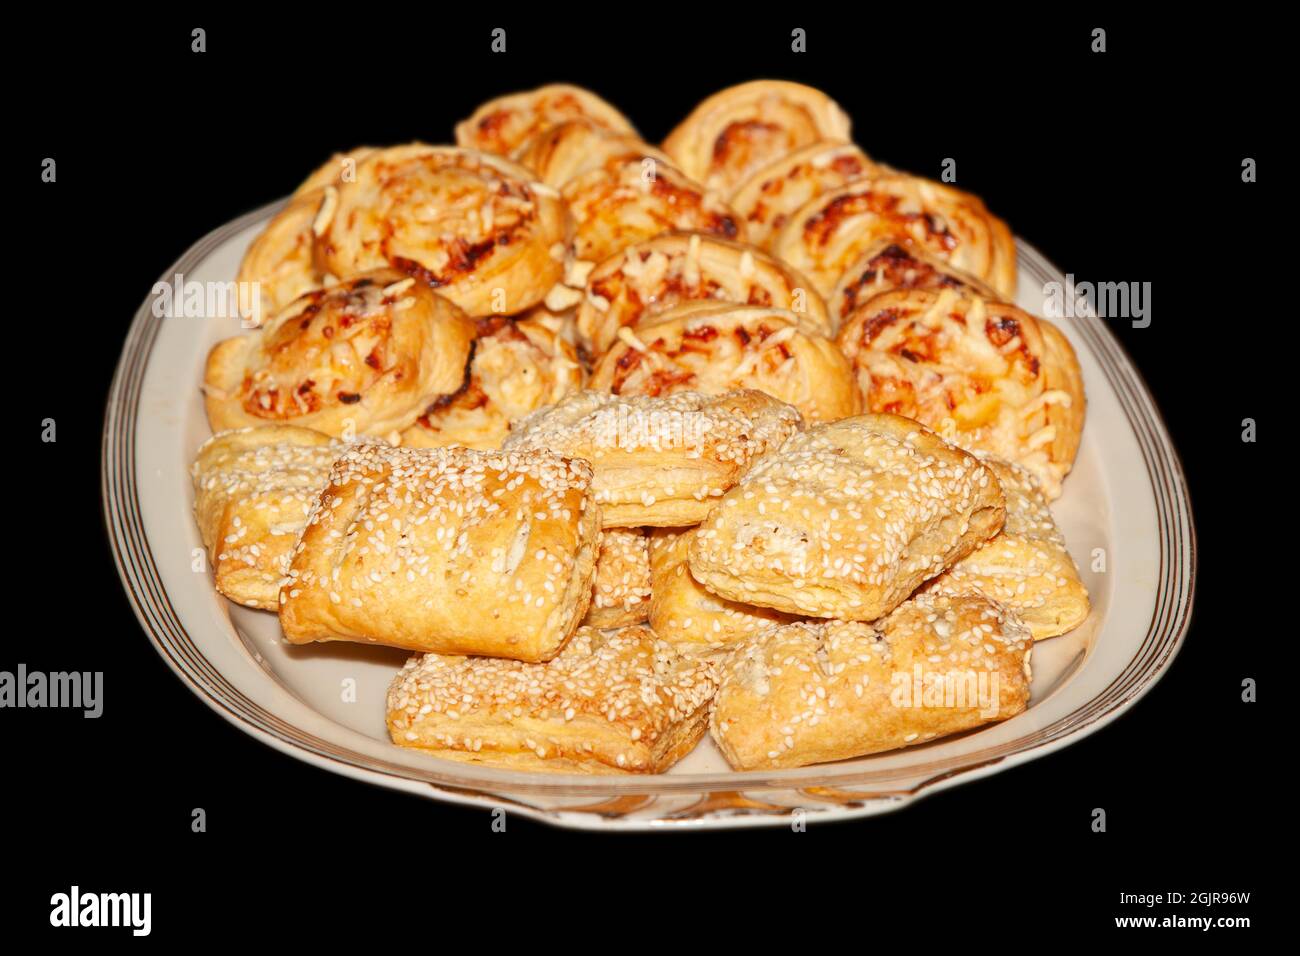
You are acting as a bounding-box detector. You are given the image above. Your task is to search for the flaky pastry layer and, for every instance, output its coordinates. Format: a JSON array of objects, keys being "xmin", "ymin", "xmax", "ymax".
[
  {"xmin": 688, "ymin": 414, "xmax": 1006, "ymax": 620},
  {"xmin": 387, "ymin": 625, "xmax": 717, "ymax": 773},
  {"xmin": 710, "ymin": 593, "xmax": 1032, "ymax": 769},
  {"xmin": 279, "ymin": 442, "xmax": 600, "ymax": 660}
]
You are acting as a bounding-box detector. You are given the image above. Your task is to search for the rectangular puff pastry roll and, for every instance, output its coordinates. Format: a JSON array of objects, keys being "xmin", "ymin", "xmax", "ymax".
[
  {"xmin": 710, "ymin": 593, "xmax": 1032, "ymax": 770},
  {"xmin": 648, "ymin": 528, "xmax": 797, "ymax": 650},
  {"xmin": 192, "ymin": 425, "xmax": 345, "ymax": 610},
  {"xmin": 386, "ymin": 625, "xmax": 718, "ymax": 773},
  {"xmin": 923, "ymin": 456, "xmax": 1090, "ymax": 640},
  {"xmin": 503, "ymin": 389, "xmax": 803, "ymax": 528},
  {"xmin": 582, "ymin": 529, "xmax": 652, "ymax": 628},
  {"xmin": 279, "ymin": 442, "xmax": 601, "ymax": 661},
  {"xmin": 688, "ymin": 413, "xmax": 1006, "ymax": 621}
]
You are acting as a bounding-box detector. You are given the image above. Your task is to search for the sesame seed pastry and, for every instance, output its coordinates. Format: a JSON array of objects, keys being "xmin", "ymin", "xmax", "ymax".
[
  {"xmin": 772, "ymin": 171, "xmax": 1017, "ymax": 300},
  {"xmin": 576, "ymin": 231, "xmax": 834, "ymax": 356},
  {"xmin": 709, "ymin": 593, "xmax": 1032, "ymax": 770},
  {"xmin": 648, "ymin": 528, "xmax": 798, "ymax": 650},
  {"xmin": 587, "ymin": 302, "xmax": 858, "ymax": 423},
  {"xmin": 386, "ymin": 624, "xmax": 718, "ymax": 774},
  {"xmin": 835, "ymin": 288, "xmax": 1085, "ymax": 498},
  {"xmin": 278, "ymin": 442, "xmax": 601, "ymax": 661},
  {"xmin": 922, "ymin": 456, "xmax": 1089, "ymax": 640},
  {"xmin": 561, "ymin": 153, "xmax": 744, "ymax": 270},
  {"xmin": 582, "ymin": 529, "xmax": 653, "ymax": 628},
  {"xmin": 234, "ymin": 148, "xmax": 377, "ymax": 321},
  {"xmin": 662, "ymin": 80, "xmax": 853, "ymax": 194},
  {"xmin": 828, "ymin": 239, "xmax": 999, "ymax": 324},
  {"xmin": 512, "ymin": 119, "xmax": 673, "ymax": 189},
  {"xmin": 204, "ymin": 270, "xmax": 477, "ymax": 439},
  {"xmin": 191, "ymin": 426, "xmax": 345, "ymax": 611},
  {"xmin": 728, "ymin": 141, "xmax": 879, "ymax": 251},
  {"xmin": 318, "ymin": 144, "xmax": 568, "ymax": 317},
  {"xmin": 688, "ymin": 414, "xmax": 1006, "ymax": 620},
  {"xmin": 399, "ymin": 314, "xmax": 584, "ymax": 451},
  {"xmin": 455, "ymin": 84, "xmax": 637, "ymax": 157},
  {"xmin": 503, "ymin": 389, "xmax": 804, "ymax": 528}
]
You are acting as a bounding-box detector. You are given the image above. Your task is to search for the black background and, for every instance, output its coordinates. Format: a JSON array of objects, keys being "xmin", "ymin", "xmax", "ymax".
[{"xmin": 9, "ymin": 12, "xmax": 1275, "ymax": 938}]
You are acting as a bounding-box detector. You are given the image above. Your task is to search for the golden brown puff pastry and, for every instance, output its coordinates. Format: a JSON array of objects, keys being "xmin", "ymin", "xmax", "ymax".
[
  {"xmin": 562, "ymin": 153, "xmax": 744, "ymax": 268},
  {"xmin": 191, "ymin": 425, "xmax": 345, "ymax": 611},
  {"xmin": 828, "ymin": 239, "xmax": 999, "ymax": 323},
  {"xmin": 399, "ymin": 314, "xmax": 584, "ymax": 450},
  {"xmin": 662, "ymin": 80, "xmax": 852, "ymax": 194},
  {"xmin": 688, "ymin": 414, "xmax": 1006, "ymax": 621},
  {"xmin": 587, "ymin": 302, "xmax": 858, "ymax": 423},
  {"xmin": 279, "ymin": 442, "xmax": 601, "ymax": 660},
  {"xmin": 318, "ymin": 144, "xmax": 568, "ymax": 317},
  {"xmin": 709, "ymin": 593, "xmax": 1032, "ymax": 770},
  {"xmin": 835, "ymin": 288, "xmax": 1085, "ymax": 498},
  {"xmin": 923, "ymin": 456, "xmax": 1089, "ymax": 639},
  {"xmin": 513, "ymin": 119, "xmax": 673, "ymax": 189},
  {"xmin": 648, "ymin": 528, "xmax": 798, "ymax": 649},
  {"xmin": 234, "ymin": 194, "xmax": 325, "ymax": 325},
  {"xmin": 728, "ymin": 141, "xmax": 878, "ymax": 250},
  {"xmin": 204, "ymin": 271, "xmax": 476, "ymax": 440},
  {"xmin": 235, "ymin": 149, "xmax": 379, "ymax": 323},
  {"xmin": 771, "ymin": 171, "xmax": 1016, "ymax": 299},
  {"xmin": 575, "ymin": 232, "xmax": 833, "ymax": 356},
  {"xmin": 503, "ymin": 389, "xmax": 803, "ymax": 528},
  {"xmin": 455, "ymin": 84, "xmax": 637, "ymax": 158},
  {"xmin": 582, "ymin": 529, "xmax": 652, "ymax": 628},
  {"xmin": 386, "ymin": 624, "xmax": 717, "ymax": 774}
]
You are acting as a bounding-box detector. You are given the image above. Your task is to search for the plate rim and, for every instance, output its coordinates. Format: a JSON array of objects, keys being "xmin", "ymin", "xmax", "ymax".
[{"xmin": 102, "ymin": 200, "xmax": 1197, "ymax": 830}]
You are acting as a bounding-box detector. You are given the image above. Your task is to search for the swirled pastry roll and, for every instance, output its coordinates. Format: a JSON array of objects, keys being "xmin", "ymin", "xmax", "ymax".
[
  {"xmin": 923, "ymin": 457, "xmax": 1089, "ymax": 639},
  {"xmin": 829, "ymin": 240, "xmax": 999, "ymax": 323},
  {"xmin": 648, "ymin": 528, "xmax": 797, "ymax": 650},
  {"xmin": 319, "ymin": 144, "xmax": 568, "ymax": 317},
  {"xmin": 688, "ymin": 414, "xmax": 1006, "ymax": 620},
  {"xmin": 235, "ymin": 195, "xmax": 325, "ymax": 325},
  {"xmin": 562, "ymin": 153, "xmax": 743, "ymax": 268},
  {"xmin": 279, "ymin": 443, "xmax": 601, "ymax": 660},
  {"xmin": 386, "ymin": 624, "xmax": 717, "ymax": 774},
  {"xmin": 709, "ymin": 593, "xmax": 1032, "ymax": 770},
  {"xmin": 576, "ymin": 232, "xmax": 832, "ymax": 355},
  {"xmin": 503, "ymin": 389, "xmax": 803, "ymax": 528},
  {"xmin": 235, "ymin": 148, "xmax": 378, "ymax": 323},
  {"xmin": 400, "ymin": 314, "xmax": 584, "ymax": 450},
  {"xmin": 587, "ymin": 302, "xmax": 858, "ymax": 423},
  {"xmin": 582, "ymin": 529, "xmax": 652, "ymax": 628},
  {"xmin": 455, "ymin": 84, "xmax": 637, "ymax": 157},
  {"xmin": 729, "ymin": 141, "xmax": 878, "ymax": 250},
  {"xmin": 205, "ymin": 271, "xmax": 476, "ymax": 439},
  {"xmin": 662, "ymin": 80, "xmax": 852, "ymax": 193},
  {"xmin": 191, "ymin": 426, "xmax": 344, "ymax": 611},
  {"xmin": 513, "ymin": 120, "xmax": 672, "ymax": 189},
  {"xmin": 772, "ymin": 172, "xmax": 1016, "ymax": 299},
  {"xmin": 836, "ymin": 288, "xmax": 1085, "ymax": 498}
]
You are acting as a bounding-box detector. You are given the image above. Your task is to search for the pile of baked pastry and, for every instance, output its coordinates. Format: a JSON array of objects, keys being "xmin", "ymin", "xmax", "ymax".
[{"xmin": 193, "ymin": 81, "xmax": 1089, "ymax": 774}]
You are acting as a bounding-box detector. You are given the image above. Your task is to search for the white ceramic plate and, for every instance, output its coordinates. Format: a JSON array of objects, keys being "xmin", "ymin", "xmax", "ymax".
[{"xmin": 103, "ymin": 200, "xmax": 1195, "ymax": 830}]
